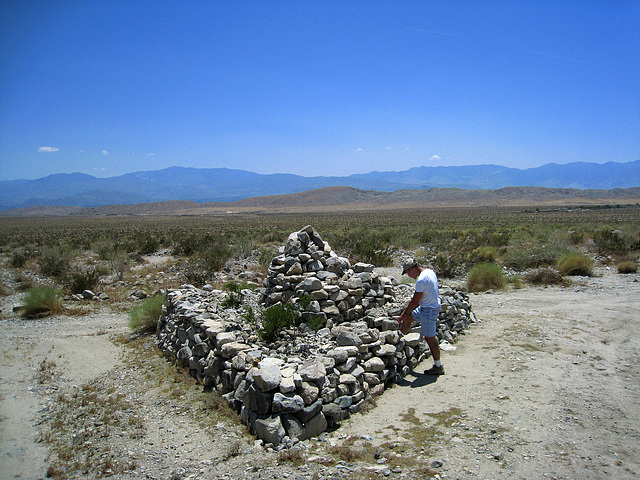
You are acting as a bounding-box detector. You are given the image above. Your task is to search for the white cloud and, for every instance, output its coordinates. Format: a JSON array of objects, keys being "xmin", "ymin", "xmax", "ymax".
[
  {"xmin": 385, "ymin": 146, "xmax": 392, "ymax": 150},
  {"xmin": 430, "ymin": 155, "xmax": 441, "ymax": 161},
  {"xmin": 38, "ymin": 146, "xmax": 59, "ymax": 153},
  {"xmin": 354, "ymin": 148, "xmax": 363, "ymax": 152},
  {"xmin": 146, "ymin": 152, "xmax": 155, "ymax": 156},
  {"xmin": 102, "ymin": 150, "xmax": 110, "ymax": 156}
]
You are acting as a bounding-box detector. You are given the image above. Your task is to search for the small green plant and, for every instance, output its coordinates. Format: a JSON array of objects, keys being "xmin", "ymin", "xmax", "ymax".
[
  {"xmin": 308, "ymin": 315, "xmax": 326, "ymax": 332},
  {"xmin": 21, "ymin": 286, "xmax": 63, "ymax": 317},
  {"xmin": 558, "ymin": 254, "xmax": 593, "ymax": 276},
  {"xmin": 296, "ymin": 294, "xmax": 313, "ymax": 310},
  {"xmin": 221, "ymin": 282, "xmax": 244, "ymax": 309},
  {"xmin": 257, "ymin": 303, "xmax": 300, "ymax": 342},
  {"xmin": 616, "ymin": 261, "xmax": 638, "ymax": 274},
  {"xmin": 129, "ymin": 294, "xmax": 165, "ymax": 333},
  {"xmin": 466, "ymin": 262, "xmax": 505, "ymax": 292}
]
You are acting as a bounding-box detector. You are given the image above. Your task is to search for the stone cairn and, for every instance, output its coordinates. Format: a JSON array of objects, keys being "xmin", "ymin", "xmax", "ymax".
[{"xmin": 155, "ymin": 226, "xmax": 476, "ymax": 448}]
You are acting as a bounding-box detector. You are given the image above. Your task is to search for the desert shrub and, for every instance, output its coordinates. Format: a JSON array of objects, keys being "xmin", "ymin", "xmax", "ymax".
[
  {"xmin": 10, "ymin": 248, "xmax": 33, "ymax": 268},
  {"xmin": 431, "ymin": 253, "xmax": 463, "ymax": 279},
  {"xmin": 470, "ymin": 246, "xmax": 497, "ymax": 263},
  {"xmin": 0, "ymin": 279, "xmax": 7, "ymax": 296},
  {"xmin": 568, "ymin": 229, "xmax": 585, "ymax": 245},
  {"xmin": 107, "ymin": 251, "xmax": 131, "ymax": 281},
  {"xmin": 65, "ymin": 267, "xmax": 101, "ymax": 294},
  {"xmin": 558, "ymin": 254, "xmax": 593, "ymax": 276},
  {"xmin": 257, "ymin": 303, "xmax": 300, "ymax": 342},
  {"xmin": 15, "ymin": 272, "xmax": 34, "ymax": 291},
  {"xmin": 593, "ymin": 227, "xmax": 629, "ymax": 254},
  {"xmin": 137, "ymin": 234, "xmax": 162, "ymax": 255},
  {"xmin": 616, "ymin": 261, "xmax": 638, "ymax": 274},
  {"xmin": 466, "ymin": 262, "xmax": 505, "ymax": 292},
  {"xmin": 182, "ymin": 241, "xmax": 232, "ymax": 285},
  {"xmin": 21, "ymin": 286, "xmax": 63, "ymax": 317},
  {"xmin": 129, "ymin": 294, "xmax": 165, "ymax": 333},
  {"xmin": 503, "ymin": 242, "xmax": 570, "ymax": 270},
  {"xmin": 332, "ymin": 229, "xmax": 395, "ymax": 266},
  {"xmin": 525, "ymin": 267, "xmax": 564, "ymax": 285},
  {"xmin": 38, "ymin": 246, "xmax": 71, "ymax": 278}
]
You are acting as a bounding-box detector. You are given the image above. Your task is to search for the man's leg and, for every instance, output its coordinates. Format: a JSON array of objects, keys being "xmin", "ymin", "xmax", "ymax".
[
  {"xmin": 425, "ymin": 336, "xmax": 440, "ymax": 362},
  {"xmin": 424, "ymin": 335, "xmax": 445, "ymax": 375}
]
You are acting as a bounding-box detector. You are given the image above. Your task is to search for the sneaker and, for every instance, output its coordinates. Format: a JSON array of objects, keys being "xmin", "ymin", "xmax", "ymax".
[{"xmin": 424, "ymin": 365, "xmax": 445, "ymax": 375}]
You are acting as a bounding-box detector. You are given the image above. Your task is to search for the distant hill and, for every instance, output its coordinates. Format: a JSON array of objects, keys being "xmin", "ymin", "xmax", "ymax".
[
  {"xmin": 2, "ymin": 186, "xmax": 639, "ymax": 216},
  {"xmin": 0, "ymin": 160, "xmax": 638, "ymax": 211}
]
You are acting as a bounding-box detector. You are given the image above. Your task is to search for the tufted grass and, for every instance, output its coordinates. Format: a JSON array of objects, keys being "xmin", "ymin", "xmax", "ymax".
[
  {"xmin": 128, "ymin": 293, "xmax": 165, "ymax": 333},
  {"xmin": 466, "ymin": 262, "xmax": 505, "ymax": 292},
  {"xmin": 616, "ymin": 260, "xmax": 638, "ymax": 274},
  {"xmin": 21, "ymin": 286, "xmax": 64, "ymax": 317},
  {"xmin": 558, "ymin": 254, "xmax": 593, "ymax": 276}
]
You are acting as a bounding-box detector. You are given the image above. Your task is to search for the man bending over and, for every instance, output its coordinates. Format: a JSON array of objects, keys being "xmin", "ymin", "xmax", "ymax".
[{"xmin": 398, "ymin": 257, "xmax": 445, "ymax": 375}]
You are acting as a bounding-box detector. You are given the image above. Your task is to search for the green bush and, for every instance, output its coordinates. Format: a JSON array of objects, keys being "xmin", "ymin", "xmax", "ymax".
[
  {"xmin": 558, "ymin": 254, "xmax": 593, "ymax": 276},
  {"xmin": 38, "ymin": 247, "xmax": 70, "ymax": 278},
  {"xmin": 221, "ymin": 282, "xmax": 244, "ymax": 309},
  {"xmin": 65, "ymin": 267, "xmax": 101, "ymax": 294},
  {"xmin": 503, "ymin": 243, "xmax": 569, "ymax": 270},
  {"xmin": 467, "ymin": 262, "xmax": 505, "ymax": 292},
  {"xmin": 129, "ymin": 294, "xmax": 166, "ymax": 333},
  {"xmin": 432, "ymin": 253, "xmax": 462, "ymax": 279},
  {"xmin": 21, "ymin": 287, "xmax": 63, "ymax": 317},
  {"xmin": 10, "ymin": 249, "xmax": 32, "ymax": 268},
  {"xmin": 332, "ymin": 229, "xmax": 395, "ymax": 266},
  {"xmin": 525, "ymin": 267, "xmax": 564, "ymax": 285},
  {"xmin": 470, "ymin": 246, "xmax": 497, "ymax": 263},
  {"xmin": 182, "ymin": 242, "xmax": 232, "ymax": 285},
  {"xmin": 257, "ymin": 303, "xmax": 299, "ymax": 342},
  {"xmin": 593, "ymin": 227, "xmax": 629, "ymax": 254},
  {"xmin": 616, "ymin": 261, "xmax": 638, "ymax": 274}
]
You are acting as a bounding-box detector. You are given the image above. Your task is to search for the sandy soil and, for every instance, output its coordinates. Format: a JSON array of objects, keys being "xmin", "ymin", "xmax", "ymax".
[{"xmin": 1, "ymin": 267, "xmax": 638, "ymax": 479}]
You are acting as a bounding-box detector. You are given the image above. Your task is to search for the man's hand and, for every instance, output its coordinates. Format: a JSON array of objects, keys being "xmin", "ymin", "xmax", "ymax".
[{"xmin": 398, "ymin": 313, "xmax": 412, "ymax": 335}]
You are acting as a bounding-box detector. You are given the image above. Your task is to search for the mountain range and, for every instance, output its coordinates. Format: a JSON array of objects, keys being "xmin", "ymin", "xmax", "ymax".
[{"xmin": 0, "ymin": 160, "xmax": 638, "ymax": 211}]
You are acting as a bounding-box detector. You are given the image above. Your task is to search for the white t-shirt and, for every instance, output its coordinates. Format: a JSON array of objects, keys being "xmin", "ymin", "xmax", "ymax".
[{"xmin": 415, "ymin": 268, "xmax": 440, "ymax": 308}]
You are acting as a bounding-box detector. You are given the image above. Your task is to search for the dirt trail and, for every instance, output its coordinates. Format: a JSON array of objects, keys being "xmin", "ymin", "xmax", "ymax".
[
  {"xmin": 334, "ymin": 268, "xmax": 640, "ymax": 479},
  {"xmin": 0, "ymin": 306, "xmax": 129, "ymax": 479},
  {"xmin": 1, "ymin": 268, "xmax": 638, "ymax": 479}
]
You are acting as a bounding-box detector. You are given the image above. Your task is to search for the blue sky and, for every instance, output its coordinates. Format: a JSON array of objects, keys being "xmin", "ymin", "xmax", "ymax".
[{"xmin": 1, "ymin": 0, "xmax": 638, "ymax": 181}]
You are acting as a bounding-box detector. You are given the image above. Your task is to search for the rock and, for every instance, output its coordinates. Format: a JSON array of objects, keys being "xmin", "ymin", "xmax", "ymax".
[
  {"xmin": 297, "ymin": 360, "xmax": 326, "ymax": 383},
  {"xmin": 336, "ymin": 330, "xmax": 363, "ymax": 347},
  {"xmin": 254, "ymin": 415, "xmax": 286, "ymax": 446},
  {"xmin": 364, "ymin": 357, "xmax": 385, "ymax": 372},
  {"xmin": 254, "ymin": 363, "xmax": 282, "ymax": 392},
  {"xmin": 272, "ymin": 393, "xmax": 304, "ymax": 413},
  {"xmin": 220, "ymin": 342, "xmax": 251, "ymax": 358}
]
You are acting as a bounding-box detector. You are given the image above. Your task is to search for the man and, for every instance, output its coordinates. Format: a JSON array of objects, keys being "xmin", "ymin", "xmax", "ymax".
[{"xmin": 397, "ymin": 257, "xmax": 445, "ymax": 375}]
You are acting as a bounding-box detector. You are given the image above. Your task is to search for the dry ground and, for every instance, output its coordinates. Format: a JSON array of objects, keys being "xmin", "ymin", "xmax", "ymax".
[{"xmin": 1, "ymin": 266, "xmax": 638, "ymax": 480}]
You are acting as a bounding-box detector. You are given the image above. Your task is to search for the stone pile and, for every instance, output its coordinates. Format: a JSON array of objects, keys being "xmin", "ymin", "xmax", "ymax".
[
  {"xmin": 261, "ymin": 225, "xmax": 395, "ymax": 327},
  {"xmin": 155, "ymin": 227, "xmax": 477, "ymax": 448}
]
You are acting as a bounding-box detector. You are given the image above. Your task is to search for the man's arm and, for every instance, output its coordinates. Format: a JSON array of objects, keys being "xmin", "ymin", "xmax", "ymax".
[{"xmin": 398, "ymin": 290, "xmax": 423, "ymax": 333}]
